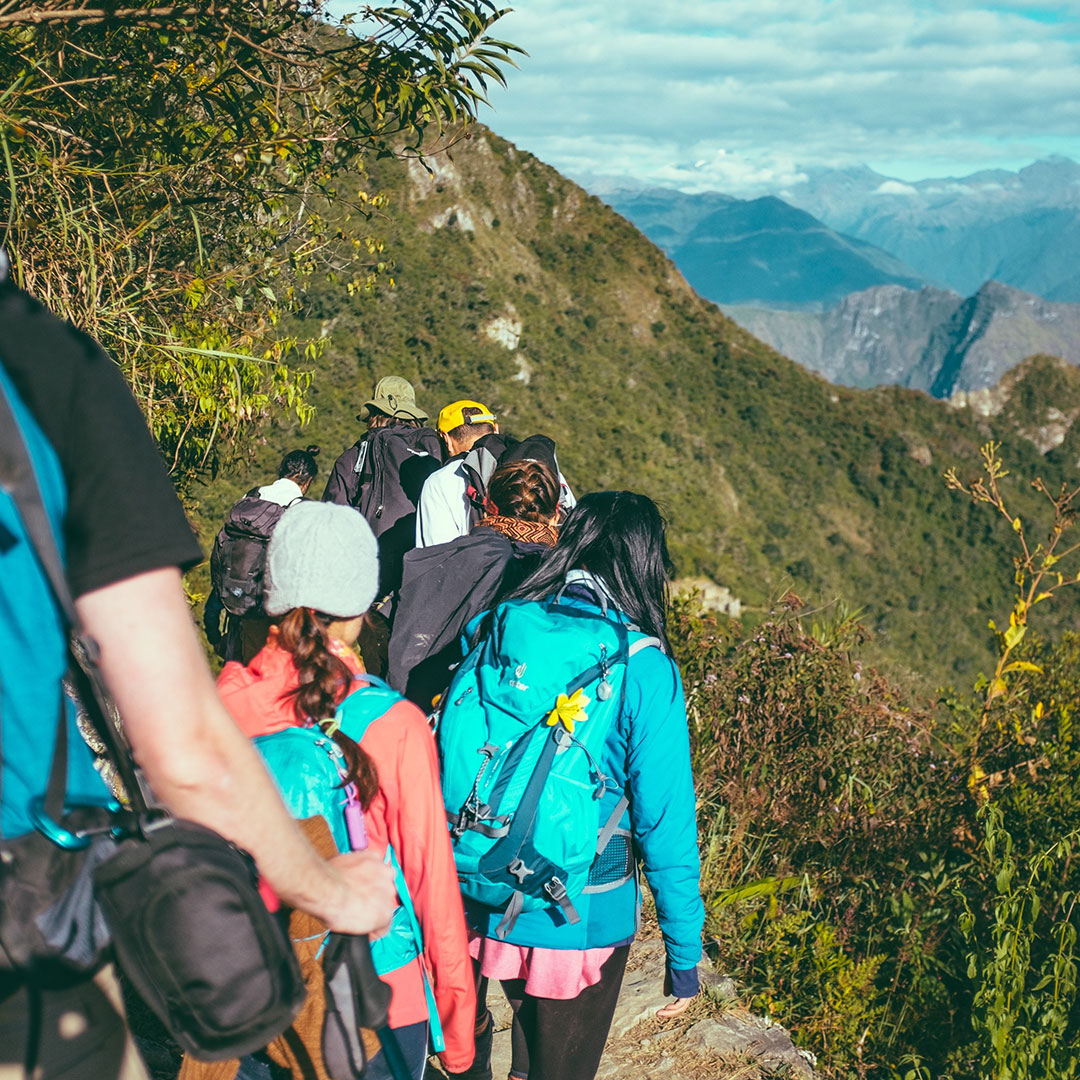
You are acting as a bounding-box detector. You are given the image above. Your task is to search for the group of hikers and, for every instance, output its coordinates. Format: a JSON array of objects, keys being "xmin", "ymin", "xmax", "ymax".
[{"xmin": 0, "ymin": 258, "xmax": 703, "ymax": 1080}]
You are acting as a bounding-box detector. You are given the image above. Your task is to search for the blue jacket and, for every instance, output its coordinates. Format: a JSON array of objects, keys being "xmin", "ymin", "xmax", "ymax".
[{"xmin": 466, "ymin": 587, "xmax": 704, "ymax": 996}]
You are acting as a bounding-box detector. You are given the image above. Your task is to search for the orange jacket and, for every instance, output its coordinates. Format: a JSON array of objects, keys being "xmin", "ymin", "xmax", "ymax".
[{"xmin": 217, "ymin": 640, "xmax": 476, "ymax": 1072}]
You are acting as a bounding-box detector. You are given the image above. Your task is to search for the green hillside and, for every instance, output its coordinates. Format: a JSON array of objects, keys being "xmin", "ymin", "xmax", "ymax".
[{"xmin": 192, "ymin": 127, "xmax": 1080, "ymax": 686}]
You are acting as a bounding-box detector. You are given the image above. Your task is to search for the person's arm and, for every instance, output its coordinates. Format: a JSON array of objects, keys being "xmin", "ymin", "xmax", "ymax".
[
  {"xmin": 557, "ymin": 469, "xmax": 576, "ymax": 511},
  {"xmin": 624, "ymin": 648, "xmax": 704, "ymax": 1001},
  {"xmin": 322, "ymin": 446, "xmax": 359, "ymax": 506},
  {"xmin": 76, "ymin": 566, "xmax": 396, "ymax": 934},
  {"xmin": 415, "ymin": 473, "xmax": 442, "ymax": 546},
  {"xmin": 202, "ymin": 588, "xmax": 224, "ymax": 653}
]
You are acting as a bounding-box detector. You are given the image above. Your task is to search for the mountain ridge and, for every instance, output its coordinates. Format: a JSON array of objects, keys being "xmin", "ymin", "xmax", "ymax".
[
  {"xmin": 605, "ymin": 189, "xmax": 927, "ymax": 311},
  {"xmin": 602, "ymin": 158, "xmax": 1080, "ymax": 305},
  {"xmin": 781, "ymin": 157, "xmax": 1080, "ymax": 300}
]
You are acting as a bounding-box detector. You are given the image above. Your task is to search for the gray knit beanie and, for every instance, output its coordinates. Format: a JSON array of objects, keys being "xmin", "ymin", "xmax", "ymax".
[{"xmin": 264, "ymin": 501, "xmax": 379, "ymax": 618}]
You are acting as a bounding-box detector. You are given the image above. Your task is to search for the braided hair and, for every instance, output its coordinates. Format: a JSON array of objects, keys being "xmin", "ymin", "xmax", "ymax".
[
  {"xmin": 277, "ymin": 607, "xmax": 379, "ymax": 804},
  {"xmin": 486, "ymin": 460, "xmax": 559, "ymax": 522}
]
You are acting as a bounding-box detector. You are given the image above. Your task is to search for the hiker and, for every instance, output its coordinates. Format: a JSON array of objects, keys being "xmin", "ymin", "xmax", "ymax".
[
  {"xmin": 206, "ymin": 446, "xmax": 320, "ymax": 663},
  {"xmin": 416, "ymin": 401, "xmax": 576, "ymax": 549},
  {"xmin": 0, "ymin": 260, "xmax": 395, "ymax": 1079},
  {"xmin": 207, "ymin": 501, "xmax": 476, "ymax": 1080},
  {"xmin": 414, "ymin": 400, "xmax": 498, "ymax": 548},
  {"xmin": 388, "ymin": 450, "xmax": 561, "ymax": 710},
  {"xmin": 322, "ymin": 376, "xmax": 442, "ymax": 599},
  {"xmin": 438, "ymin": 492, "xmax": 704, "ymax": 1080}
]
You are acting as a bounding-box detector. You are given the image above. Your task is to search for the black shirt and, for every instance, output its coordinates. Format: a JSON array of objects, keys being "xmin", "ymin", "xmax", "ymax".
[{"xmin": 0, "ymin": 280, "xmax": 202, "ymax": 595}]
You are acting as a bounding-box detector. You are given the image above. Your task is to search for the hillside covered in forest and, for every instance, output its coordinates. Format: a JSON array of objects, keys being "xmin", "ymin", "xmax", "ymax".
[{"xmin": 196, "ymin": 126, "xmax": 1080, "ymax": 686}]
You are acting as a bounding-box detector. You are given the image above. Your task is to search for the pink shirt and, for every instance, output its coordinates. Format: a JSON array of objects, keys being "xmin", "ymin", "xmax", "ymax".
[{"xmin": 469, "ymin": 934, "xmax": 615, "ymax": 999}]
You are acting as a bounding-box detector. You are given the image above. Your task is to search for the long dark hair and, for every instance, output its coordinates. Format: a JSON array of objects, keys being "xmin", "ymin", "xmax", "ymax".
[
  {"xmin": 510, "ymin": 491, "xmax": 673, "ymax": 652},
  {"xmin": 277, "ymin": 607, "xmax": 379, "ymax": 805}
]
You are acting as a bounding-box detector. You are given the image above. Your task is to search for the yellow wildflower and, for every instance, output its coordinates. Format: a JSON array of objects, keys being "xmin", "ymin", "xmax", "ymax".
[{"xmin": 545, "ymin": 688, "xmax": 591, "ymax": 735}]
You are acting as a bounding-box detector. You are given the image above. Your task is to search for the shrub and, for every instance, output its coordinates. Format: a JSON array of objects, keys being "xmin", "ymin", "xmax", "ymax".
[{"xmin": 673, "ymin": 593, "xmax": 969, "ymax": 1075}]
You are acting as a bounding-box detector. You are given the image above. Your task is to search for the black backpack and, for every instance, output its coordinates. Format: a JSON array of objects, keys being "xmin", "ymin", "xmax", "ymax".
[
  {"xmin": 348, "ymin": 426, "xmax": 442, "ymax": 600},
  {"xmin": 350, "ymin": 426, "xmax": 442, "ymax": 537},
  {"xmin": 210, "ymin": 491, "xmax": 297, "ymax": 617}
]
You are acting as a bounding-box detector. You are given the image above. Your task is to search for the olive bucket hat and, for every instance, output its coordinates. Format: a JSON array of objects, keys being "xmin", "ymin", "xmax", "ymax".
[{"xmin": 357, "ymin": 376, "xmax": 428, "ymax": 422}]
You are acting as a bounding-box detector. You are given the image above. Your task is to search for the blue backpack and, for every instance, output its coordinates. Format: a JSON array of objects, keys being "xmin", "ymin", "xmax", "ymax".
[
  {"xmin": 252, "ymin": 675, "xmax": 443, "ymax": 1052},
  {"xmin": 437, "ymin": 594, "xmax": 660, "ymax": 939}
]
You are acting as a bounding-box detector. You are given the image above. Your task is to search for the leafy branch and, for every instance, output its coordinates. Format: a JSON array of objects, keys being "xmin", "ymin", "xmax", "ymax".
[{"xmin": 945, "ymin": 442, "xmax": 1080, "ymax": 791}]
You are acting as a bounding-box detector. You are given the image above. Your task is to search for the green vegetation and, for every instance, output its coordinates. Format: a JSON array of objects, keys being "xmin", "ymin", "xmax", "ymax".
[
  {"xmin": 0, "ymin": 0, "xmax": 518, "ymax": 485},
  {"xmin": 207, "ymin": 123, "xmax": 1080, "ymax": 685},
  {"xmin": 674, "ymin": 448, "xmax": 1080, "ymax": 1077},
  {"xmin": 6, "ymin": 14, "xmax": 1080, "ymax": 1071}
]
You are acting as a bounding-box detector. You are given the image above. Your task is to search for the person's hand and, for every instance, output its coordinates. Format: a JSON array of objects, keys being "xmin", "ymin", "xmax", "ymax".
[
  {"xmin": 656, "ymin": 996, "xmax": 694, "ymax": 1020},
  {"xmin": 319, "ymin": 850, "xmax": 398, "ymax": 936}
]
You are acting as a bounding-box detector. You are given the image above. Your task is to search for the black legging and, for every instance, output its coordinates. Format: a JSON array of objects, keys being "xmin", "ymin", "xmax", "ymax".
[{"xmin": 453, "ymin": 946, "xmax": 630, "ymax": 1080}]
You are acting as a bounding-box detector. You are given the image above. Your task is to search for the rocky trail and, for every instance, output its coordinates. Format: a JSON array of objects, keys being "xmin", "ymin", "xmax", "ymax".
[{"xmin": 430, "ymin": 931, "xmax": 814, "ymax": 1080}]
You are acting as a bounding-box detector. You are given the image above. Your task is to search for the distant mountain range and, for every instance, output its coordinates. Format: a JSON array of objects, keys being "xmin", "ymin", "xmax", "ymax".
[
  {"xmin": 602, "ymin": 159, "xmax": 1080, "ymax": 394},
  {"xmin": 726, "ymin": 281, "xmax": 1080, "ymax": 396},
  {"xmin": 604, "ymin": 157, "xmax": 1080, "ymax": 308},
  {"xmin": 606, "ymin": 190, "xmax": 926, "ymax": 311},
  {"xmin": 776, "ymin": 156, "xmax": 1080, "ymax": 302}
]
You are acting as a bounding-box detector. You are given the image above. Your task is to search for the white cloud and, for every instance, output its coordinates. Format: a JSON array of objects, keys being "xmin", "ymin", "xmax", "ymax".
[
  {"xmin": 472, "ymin": 0, "xmax": 1080, "ymax": 192},
  {"xmin": 323, "ymin": 0, "xmax": 1080, "ymax": 192},
  {"xmin": 874, "ymin": 180, "xmax": 919, "ymax": 195}
]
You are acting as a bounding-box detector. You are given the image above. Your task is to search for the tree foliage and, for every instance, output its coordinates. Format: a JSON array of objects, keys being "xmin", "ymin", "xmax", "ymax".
[{"xmin": 0, "ymin": 0, "xmax": 519, "ymax": 486}]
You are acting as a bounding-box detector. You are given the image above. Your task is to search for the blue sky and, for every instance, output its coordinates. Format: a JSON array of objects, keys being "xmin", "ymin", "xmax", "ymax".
[{"xmin": 329, "ymin": 1, "xmax": 1080, "ymax": 193}]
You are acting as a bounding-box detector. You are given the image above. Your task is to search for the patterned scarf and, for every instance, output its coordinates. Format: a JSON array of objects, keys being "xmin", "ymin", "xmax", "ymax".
[{"xmin": 477, "ymin": 515, "xmax": 559, "ymax": 547}]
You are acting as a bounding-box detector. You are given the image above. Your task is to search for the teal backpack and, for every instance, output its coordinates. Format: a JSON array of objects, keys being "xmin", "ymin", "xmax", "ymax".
[
  {"xmin": 252, "ymin": 675, "xmax": 443, "ymax": 1051},
  {"xmin": 437, "ymin": 592, "xmax": 660, "ymax": 939}
]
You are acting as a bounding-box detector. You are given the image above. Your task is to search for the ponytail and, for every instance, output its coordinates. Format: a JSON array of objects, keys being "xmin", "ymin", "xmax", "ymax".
[{"xmin": 277, "ymin": 607, "xmax": 379, "ymax": 805}]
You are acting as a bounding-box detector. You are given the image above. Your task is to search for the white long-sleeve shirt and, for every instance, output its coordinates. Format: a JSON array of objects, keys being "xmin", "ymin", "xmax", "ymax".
[
  {"xmin": 256, "ymin": 476, "xmax": 305, "ymax": 508},
  {"xmin": 415, "ymin": 459, "xmax": 471, "ymax": 548}
]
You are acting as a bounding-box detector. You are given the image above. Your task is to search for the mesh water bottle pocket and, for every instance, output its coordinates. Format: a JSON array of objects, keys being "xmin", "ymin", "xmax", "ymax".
[{"xmin": 586, "ymin": 832, "xmax": 633, "ymax": 891}]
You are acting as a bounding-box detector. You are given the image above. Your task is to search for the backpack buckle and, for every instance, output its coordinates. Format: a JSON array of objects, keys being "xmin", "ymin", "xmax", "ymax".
[
  {"xmin": 543, "ymin": 876, "xmax": 567, "ymax": 902},
  {"xmin": 508, "ymin": 858, "xmax": 535, "ymax": 884},
  {"xmin": 543, "ymin": 876, "xmax": 582, "ymax": 925}
]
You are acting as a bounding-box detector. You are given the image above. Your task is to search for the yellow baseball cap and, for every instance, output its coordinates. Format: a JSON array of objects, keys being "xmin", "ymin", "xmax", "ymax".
[{"xmin": 437, "ymin": 399, "xmax": 497, "ymax": 434}]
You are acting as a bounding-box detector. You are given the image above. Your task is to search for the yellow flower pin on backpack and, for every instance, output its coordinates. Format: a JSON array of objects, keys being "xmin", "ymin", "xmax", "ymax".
[{"xmin": 546, "ymin": 688, "xmax": 591, "ymax": 735}]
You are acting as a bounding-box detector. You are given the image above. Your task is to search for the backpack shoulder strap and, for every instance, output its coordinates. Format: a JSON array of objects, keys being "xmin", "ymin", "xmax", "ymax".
[
  {"xmin": 333, "ymin": 675, "xmax": 402, "ymax": 744},
  {"xmin": 381, "ymin": 844, "xmax": 445, "ymax": 1052},
  {"xmin": 352, "ymin": 437, "xmax": 369, "ymax": 477},
  {"xmin": 629, "ymin": 635, "xmax": 663, "ymax": 657},
  {"xmin": 0, "ymin": 368, "xmax": 148, "ymax": 819},
  {"xmin": 0, "ymin": 370, "xmax": 73, "ymax": 627}
]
